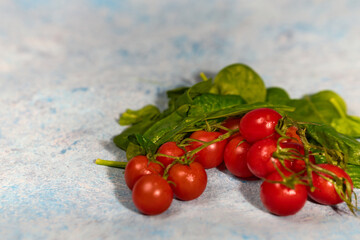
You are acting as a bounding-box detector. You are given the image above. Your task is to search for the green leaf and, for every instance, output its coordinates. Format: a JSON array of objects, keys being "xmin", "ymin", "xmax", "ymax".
[
  {"xmin": 128, "ymin": 134, "xmax": 157, "ymax": 157},
  {"xmin": 287, "ymin": 90, "xmax": 360, "ymax": 137},
  {"xmin": 119, "ymin": 105, "xmax": 160, "ymax": 126},
  {"xmin": 345, "ymin": 164, "xmax": 360, "ymax": 188},
  {"xmin": 188, "ymin": 93, "xmax": 246, "ymax": 117},
  {"xmin": 113, "ymin": 118, "xmax": 157, "ymax": 151},
  {"xmin": 143, "ymin": 104, "xmax": 193, "ymax": 146},
  {"xmin": 287, "ymin": 90, "xmax": 344, "ymax": 123},
  {"xmin": 164, "ymin": 87, "xmax": 189, "ymax": 115},
  {"xmin": 126, "ymin": 142, "xmax": 145, "ymax": 160},
  {"xmin": 266, "ymin": 87, "xmax": 290, "ymax": 105},
  {"xmin": 205, "ymin": 103, "xmax": 294, "ymax": 120},
  {"xmin": 174, "ymin": 79, "xmax": 213, "ymax": 108},
  {"xmin": 303, "ymin": 123, "xmax": 360, "ymax": 166},
  {"xmin": 210, "ymin": 63, "xmax": 266, "ymax": 103},
  {"xmin": 331, "ymin": 116, "xmax": 360, "ymax": 138},
  {"xmin": 166, "ymin": 86, "xmax": 189, "ymax": 99},
  {"xmin": 311, "ymin": 90, "xmax": 347, "ymax": 115}
]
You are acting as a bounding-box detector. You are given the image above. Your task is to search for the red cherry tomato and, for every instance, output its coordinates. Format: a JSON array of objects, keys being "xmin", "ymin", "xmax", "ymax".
[
  {"xmin": 275, "ymin": 126, "xmax": 302, "ymax": 144},
  {"xmin": 307, "ymin": 163, "xmax": 353, "ymax": 205},
  {"xmin": 186, "ymin": 131, "xmax": 227, "ymax": 169},
  {"xmin": 223, "ymin": 135, "xmax": 254, "ymax": 178},
  {"xmin": 219, "ymin": 117, "xmax": 241, "ymax": 134},
  {"xmin": 279, "ymin": 141, "xmax": 316, "ymax": 173},
  {"xmin": 260, "ymin": 171, "xmax": 307, "ymax": 216},
  {"xmin": 246, "ymin": 138, "xmax": 291, "ymax": 178},
  {"xmin": 156, "ymin": 141, "xmax": 185, "ymax": 168},
  {"xmin": 285, "ymin": 126, "xmax": 302, "ymax": 144},
  {"xmin": 132, "ymin": 174, "xmax": 173, "ymax": 215},
  {"xmin": 239, "ymin": 108, "xmax": 282, "ymax": 143},
  {"xmin": 167, "ymin": 162, "xmax": 207, "ymax": 201},
  {"xmin": 124, "ymin": 155, "xmax": 164, "ymax": 190}
]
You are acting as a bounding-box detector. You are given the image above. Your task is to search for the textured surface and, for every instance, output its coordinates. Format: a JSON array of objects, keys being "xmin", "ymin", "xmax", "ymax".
[{"xmin": 1, "ymin": 0, "xmax": 360, "ymax": 239}]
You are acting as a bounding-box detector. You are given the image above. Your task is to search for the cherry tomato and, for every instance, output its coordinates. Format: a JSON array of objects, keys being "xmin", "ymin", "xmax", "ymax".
[
  {"xmin": 246, "ymin": 138, "xmax": 291, "ymax": 178},
  {"xmin": 285, "ymin": 126, "xmax": 302, "ymax": 144},
  {"xmin": 275, "ymin": 126, "xmax": 302, "ymax": 144},
  {"xmin": 156, "ymin": 141, "xmax": 185, "ymax": 168},
  {"xmin": 223, "ymin": 135, "xmax": 254, "ymax": 178},
  {"xmin": 280, "ymin": 142, "xmax": 315, "ymax": 173},
  {"xmin": 307, "ymin": 163, "xmax": 353, "ymax": 205},
  {"xmin": 186, "ymin": 130, "xmax": 227, "ymax": 169},
  {"xmin": 219, "ymin": 117, "xmax": 241, "ymax": 134},
  {"xmin": 167, "ymin": 162, "xmax": 207, "ymax": 201},
  {"xmin": 239, "ymin": 108, "xmax": 282, "ymax": 143},
  {"xmin": 124, "ymin": 155, "xmax": 164, "ymax": 190},
  {"xmin": 260, "ymin": 171, "xmax": 307, "ymax": 216},
  {"xmin": 132, "ymin": 174, "xmax": 173, "ymax": 215}
]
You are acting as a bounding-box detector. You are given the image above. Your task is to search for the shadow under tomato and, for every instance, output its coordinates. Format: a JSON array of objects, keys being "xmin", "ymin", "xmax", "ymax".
[
  {"xmin": 98, "ymin": 140, "xmax": 138, "ymax": 213},
  {"xmin": 238, "ymin": 180, "xmax": 267, "ymax": 213},
  {"xmin": 306, "ymin": 196, "xmax": 351, "ymax": 216},
  {"xmin": 106, "ymin": 167, "xmax": 138, "ymax": 213},
  {"xmin": 216, "ymin": 161, "xmax": 259, "ymax": 182},
  {"xmin": 215, "ymin": 161, "xmax": 267, "ymax": 212}
]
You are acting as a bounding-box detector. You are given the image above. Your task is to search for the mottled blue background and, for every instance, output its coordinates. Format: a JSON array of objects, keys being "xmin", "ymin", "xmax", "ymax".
[{"xmin": 1, "ymin": 0, "xmax": 360, "ymax": 239}]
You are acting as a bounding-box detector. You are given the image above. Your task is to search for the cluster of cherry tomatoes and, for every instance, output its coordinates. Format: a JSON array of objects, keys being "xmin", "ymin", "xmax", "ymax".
[{"xmin": 124, "ymin": 108, "xmax": 354, "ymax": 216}]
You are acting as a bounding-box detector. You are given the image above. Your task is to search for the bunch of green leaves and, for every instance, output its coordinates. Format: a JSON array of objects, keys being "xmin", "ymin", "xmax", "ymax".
[
  {"xmin": 115, "ymin": 63, "xmax": 291, "ymax": 160},
  {"xmin": 114, "ymin": 63, "xmax": 360, "ymax": 174},
  {"xmin": 266, "ymin": 87, "xmax": 360, "ymax": 138}
]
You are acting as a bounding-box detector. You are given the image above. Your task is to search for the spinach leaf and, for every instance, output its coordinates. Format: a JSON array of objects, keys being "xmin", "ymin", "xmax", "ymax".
[
  {"xmin": 303, "ymin": 123, "xmax": 360, "ymax": 166},
  {"xmin": 188, "ymin": 93, "xmax": 246, "ymax": 117},
  {"xmin": 119, "ymin": 104, "xmax": 160, "ymax": 126},
  {"xmin": 113, "ymin": 118, "xmax": 157, "ymax": 151},
  {"xmin": 266, "ymin": 87, "xmax": 290, "ymax": 105},
  {"xmin": 129, "ymin": 134, "xmax": 157, "ymax": 156},
  {"xmin": 165, "ymin": 86, "xmax": 189, "ymax": 114},
  {"xmin": 287, "ymin": 90, "xmax": 360, "ymax": 137},
  {"xmin": 143, "ymin": 104, "xmax": 193, "ymax": 147},
  {"xmin": 331, "ymin": 116, "xmax": 360, "ymax": 138},
  {"xmin": 205, "ymin": 103, "xmax": 294, "ymax": 120},
  {"xmin": 287, "ymin": 93, "xmax": 339, "ymax": 124},
  {"xmin": 210, "ymin": 63, "xmax": 266, "ymax": 103},
  {"xmin": 345, "ymin": 164, "xmax": 360, "ymax": 188},
  {"xmin": 173, "ymin": 79, "xmax": 213, "ymax": 109},
  {"xmin": 126, "ymin": 142, "xmax": 146, "ymax": 160}
]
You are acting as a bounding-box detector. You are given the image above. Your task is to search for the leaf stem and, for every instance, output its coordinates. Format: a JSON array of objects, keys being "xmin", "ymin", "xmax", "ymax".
[{"xmin": 95, "ymin": 159, "xmax": 127, "ymax": 168}]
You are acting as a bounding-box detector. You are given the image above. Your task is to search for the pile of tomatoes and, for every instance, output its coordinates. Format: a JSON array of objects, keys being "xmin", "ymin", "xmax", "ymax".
[{"xmin": 124, "ymin": 108, "xmax": 354, "ymax": 216}]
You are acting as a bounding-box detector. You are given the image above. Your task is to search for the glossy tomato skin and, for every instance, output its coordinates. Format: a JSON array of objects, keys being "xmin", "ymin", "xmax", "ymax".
[
  {"xmin": 124, "ymin": 155, "xmax": 164, "ymax": 190},
  {"xmin": 168, "ymin": 162, "xmax": 207, "ymax": 201},
  {"xmin": 307, "ymin": 164, "xmax": 353, "ymax": 205},
  {"xmin": 279, "ymin": 142, "xmax": 315, "ymax": 173},
  {"xmin": 132, "ymin": 174, "xmax": 173, "ymax": 215},
  {"xmin": 156, "ymin": 141, "xmax": 185, "ymax": 168},
  {"xmin": 186, "ymin": 131, "xmax": 227, "ymax": 169},
  {"xmin": 219, "ymin": 117, "xmax": 241, "ymax": 133},
  {"xmin": 246, "ymin": 138, "xmax": 291, "ymax": 178},
  {"xmin": 260, "ymin": 171, "xmax": 307, "ymax": 216},
  {"xmin": 223, "ymin": 135, "xmax": 254, "ymax": 178},
  {"xmin": 284, "ymin": 126, "xmax": 302, "ymax": 144},
  {"xmin": 274, "ymin": 126, "xmax": 302, "ymax": 144},
  {"xmin": 239, "ymin": 108, "xmax": 282, "ymax": 143}
]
